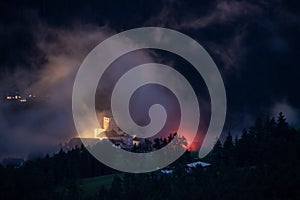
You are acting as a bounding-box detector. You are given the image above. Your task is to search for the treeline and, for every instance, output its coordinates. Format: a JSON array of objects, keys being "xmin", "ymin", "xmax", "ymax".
[
  {"xmin": 209, "ymin": 112, "xmax": 299, "ymax": 168},
  {"xmin": 1, "ymin": 112, "xmax": 300, "ymax": 200},
  {"xmin": 0, "ymin": 146, "xmax": 116, "ymax": 200},
  {"xmin": 131, "ymin": 132, "xmax": 188, "ymax": 152},
  {"xmin": 96, "ymin": 113, "xmax": 300, "ymax": 200},
  {"xmin": 0, "ymin": 133, "xmax": 188, "ymax": 200}
]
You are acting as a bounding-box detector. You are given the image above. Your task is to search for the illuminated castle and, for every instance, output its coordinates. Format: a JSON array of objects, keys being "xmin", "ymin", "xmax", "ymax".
[
  {"xmin": 103, "ymin": 117, "xmax": 113, "ymax": 131},
  {"xmin": 67, "ymin": 117, "xmax": 133, "ymax": 150},
  {"xmin": 93, "ymin": 116, "xmax": 134, "ymax": 147},
  {"xmin": 94, "ymin": 116, "xmax": 120, "ymax": 138}
]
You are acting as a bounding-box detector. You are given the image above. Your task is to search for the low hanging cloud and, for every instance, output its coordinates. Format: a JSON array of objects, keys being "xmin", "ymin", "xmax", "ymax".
[
  {"xmin": 0, "ymin": 0, "xmax": 299, "ymax": 160},
  {"xmin": 178, "ymin": 1, "xmax": 261, "ymax": 29},
  {"xmin": 0, "ymin": 22, "xmax": 181, "ymax": 159},
  {"xmin": 205, "ymin": 28, "xmax": 246, "ymax": 70},
  {"xmin": 145, "ymin": 0, "xmax": 261, "ymax": 29},
  {"xmin": 144, "ymin": 0, "xmax": 261, "ymax": 71},
  {"xmin": 271, "ymin": 102, "xmax": 300, "ymax": 126},
  {"xmin": 0, "ymin": 24, "xmax": 114, "ymax": 159}
]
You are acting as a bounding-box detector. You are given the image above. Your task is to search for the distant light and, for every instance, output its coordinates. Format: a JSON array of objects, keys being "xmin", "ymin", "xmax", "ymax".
[
  {"xmin": 20, "ymin": 99, "xmax": 27, "ymax": 103},
  {"xmin": 6, "ymin": 96, "xmax": 12, "ymax": 100}
]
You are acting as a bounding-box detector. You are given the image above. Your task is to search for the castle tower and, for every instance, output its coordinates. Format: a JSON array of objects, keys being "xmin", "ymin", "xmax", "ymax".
[{"xmin": 103, "ymin": 117, "xmax": 112, "ymax": 131}]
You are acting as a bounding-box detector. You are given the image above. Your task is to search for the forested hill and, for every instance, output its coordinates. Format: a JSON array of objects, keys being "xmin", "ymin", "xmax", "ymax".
[{"xmin": 1, "ymin": 112, "xmax": 300, "ymax": 200}]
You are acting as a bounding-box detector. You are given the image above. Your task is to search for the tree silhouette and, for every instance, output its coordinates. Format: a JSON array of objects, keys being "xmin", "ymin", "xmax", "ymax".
[
  {"xmin": 223, "ymin": 132, "xmax": 234, "ymax": 166},
  {"xmin": 276, "ymin": 112, "xmax": 289, "ymax": 135}
]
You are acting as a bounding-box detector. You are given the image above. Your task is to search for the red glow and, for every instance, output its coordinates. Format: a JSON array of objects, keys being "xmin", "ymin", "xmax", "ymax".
[{"xmin": 186, "ymin": 131, "xmax": 205, "ymax": 151}]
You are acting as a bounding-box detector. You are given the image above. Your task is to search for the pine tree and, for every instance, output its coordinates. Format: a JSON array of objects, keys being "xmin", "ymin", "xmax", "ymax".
[
  {"xmin": 224, "ymin": 132, "xmax": 234, "ymax": 151},
  {"xmin": 265, "ymin": 116, "xmax": 277, "ymax": 135},
  {"xmin": 234, "ymin": 135, "xmax": 239, "ymax": 146},
  {"xmin": 211, "ymin": 139, "xmax": 223, "ymax": 165},
  {"xmin": 277, "ymin": 112, "xmax": 288, "ymax": 128},
  {"xmin": 276, "ymin": 112, "xmax": 289, "ymax": 135},
  {"xmin": 223, "ymin": 132, "xmax": 234, "ymax": 165}
]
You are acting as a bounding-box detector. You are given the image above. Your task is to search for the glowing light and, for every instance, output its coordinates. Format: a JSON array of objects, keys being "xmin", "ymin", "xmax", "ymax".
[
  {"xmin": 103, "ymin": 117, "xmax": 112, "ymax": 131},
  {"xmin": 20, "ymin": 99, "xmax": 27, "ymax": 103},
  {"xmin": 6, "ymin": 96, "xmax": 12, "ymax": 100},
  {"xmin": 94, "ymin": 128, "xmax": 105, "ymax": 138}
]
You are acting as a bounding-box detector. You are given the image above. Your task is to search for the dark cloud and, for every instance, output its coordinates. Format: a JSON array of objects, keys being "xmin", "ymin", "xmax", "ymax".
[
  {"xmin": 0, "ymin": 0, "xmax": 299, "ymax": 158},
  {"xmin": 0, "ymin": 23, "xmax": 113, "ymax": 159}
]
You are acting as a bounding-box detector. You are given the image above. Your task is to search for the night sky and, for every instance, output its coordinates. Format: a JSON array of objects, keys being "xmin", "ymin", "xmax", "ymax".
[{"xmin": 0, "ymin": 0, "xmax": 299, "ymax": 159}]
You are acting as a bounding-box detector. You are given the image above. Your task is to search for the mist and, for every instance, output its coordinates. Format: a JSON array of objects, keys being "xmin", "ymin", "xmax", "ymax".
[
  {"xmin": 0, "ymin": 24, "xmax": 113, "ymax": 159},
  {"xmin": 1, "ymin": 0, "xmax": 299, "ymax": 160}
]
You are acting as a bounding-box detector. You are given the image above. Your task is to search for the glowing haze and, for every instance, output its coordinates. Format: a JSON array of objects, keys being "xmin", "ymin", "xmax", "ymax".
[{"xmin": 1, "ymin": 0, "xmax": 299, "ymax": 159}]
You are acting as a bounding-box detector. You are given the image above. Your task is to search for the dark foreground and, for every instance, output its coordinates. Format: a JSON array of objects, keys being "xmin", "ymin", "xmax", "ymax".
[{"xmin": 1, "ymin": 113, "xmax": 300, "ymax": 200}]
